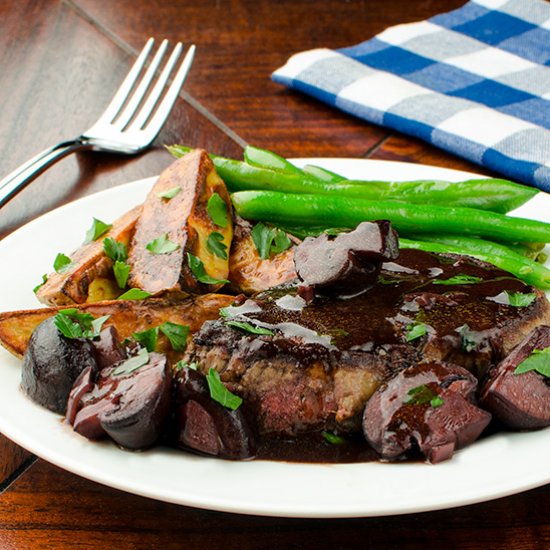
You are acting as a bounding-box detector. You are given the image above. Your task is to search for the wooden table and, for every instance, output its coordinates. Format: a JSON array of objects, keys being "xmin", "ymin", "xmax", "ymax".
[{"xmin": 0, "ymin": 1, "xmax": 548, "ymax": 548}]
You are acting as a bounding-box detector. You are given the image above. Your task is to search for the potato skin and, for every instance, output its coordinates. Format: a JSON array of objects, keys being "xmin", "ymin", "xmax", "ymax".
[
  {"xmin": 0, "ymin": 293, "xmax": 234, "ymax": 359},
  {"xmin": 127, "ymin": 149, "xmax": 233, "ymax": 294},
  {"xmin": 36, "ymin": 206, "xmax": 140, "ymax": 306},
  {"xmin": 228, "ymin": 217, "xmax": 297, "ymax": 295}
]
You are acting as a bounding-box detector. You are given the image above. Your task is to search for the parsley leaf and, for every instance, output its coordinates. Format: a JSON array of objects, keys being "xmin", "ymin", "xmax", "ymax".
[
  {"xmin": 406, "ymin": 322, "xmax": 428, "ymax": 342},
  {"xmin": 271, "ymin": 229, "xmax": 292, "ymax": 255},
  {"xmin": 113, "ymin": 261, "xmax": 131, "ymax": 289},
  {"xmin": 514, "ymin": 347, "xmax": 550, "ymax": 378},
  {"xmin": 404, "ymin": 384, "xmax": 444, "ymax": 408},
  {"xmin": 117, "ymin": 288, "xmax": 151, "ymax": 300},
  {"xmin": 187, "ymin": 253, "xmax": 229, "ymax": 285},
  {"xmin": 506, "ymin": 291, "xmax": 536, "ymax": 307},
  {"xmin": 54, "ymin": 309, "xmax": 110, "ymax": 340},
  {"xmin": 251, "ymin": 222, "xmax": 292, "ymax": 259},
  {"xmin": 251, "ymin": 222, "xmax": 275, "ymax": 259},
  {"xmin": 206, "ymin": 232, "xmax": 228, "ymax": 260},
  {"xmin": 175, "ymin": 360, "xmax": 198, "ymax": 371},
  {"xmin": 112, "ymin": 348, "xmax": 150, "ymax": 376},
  {"xmin": 146, "ymin": 233, "xmax": 179, "ymax": 254},
  {"xmin": 456, "ymin": 324, "xmax": 477, "ymax": 352},
  {"xmin": 133, "ymin": 327, "xmax": 159, "ymax": 352},
  {"xmin": 206, "ymin": 368, "xmax": 242, "ymax": 410},
  {"xmin": 207, "ymin": 193, "xmax": 228, "ymax": 228},
  {"xmin": 226, "ymin": 320, "xmax": 274, "ymax": 335},
  {"xmin": 157, "ymin": 186, "xmax": 181, "ymax": 200},
  {"xmin": 103, "ymin": 238, "xmax": 128, "ymax": 262},
  {"xmin": 53, "ymin": 253, "xmax": 73, "ymax": 274},
  {"xmin": 84, "ymin": 218, "xmax": 112, "ymax": 243},
  {"xmin": 159, "ymin": 321, "xmax": 189, "ymax": 352},
  {"xmin": 33, "ymin": 274, "xmax": 48, "ymax": 294},
  {"xmin": 433, "ymin": 274, "xmax": 482, "ymax": 286},
  {"xmin": 322, "ymin": 431, "xmax": 345, "ymax": 445}
]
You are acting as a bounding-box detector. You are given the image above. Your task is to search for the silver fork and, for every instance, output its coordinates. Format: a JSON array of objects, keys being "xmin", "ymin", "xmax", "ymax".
[{"xmin": 0, "ymin": 38, "xmax": 196, "ymax": 208}]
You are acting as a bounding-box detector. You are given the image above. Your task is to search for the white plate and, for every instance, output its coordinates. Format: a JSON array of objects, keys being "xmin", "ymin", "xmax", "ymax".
[{"xmin": 0, "ymin": 159, "xmax": 549, "ymax": 518}]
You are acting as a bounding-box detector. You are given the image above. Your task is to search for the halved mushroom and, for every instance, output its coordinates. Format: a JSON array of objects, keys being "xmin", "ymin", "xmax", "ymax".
[
  {"xmin": 480, "ymin": 325, "xmax": 550, "ymax": 429},
  {"xmin": 363, "ymin": 361, "xmax": 491, "ymax": 463}
]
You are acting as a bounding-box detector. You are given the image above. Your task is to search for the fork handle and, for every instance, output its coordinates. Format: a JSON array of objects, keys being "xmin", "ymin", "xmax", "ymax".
[{"xmin": 0, "ymin": 139, "xmax": 90, "ymax": 208}]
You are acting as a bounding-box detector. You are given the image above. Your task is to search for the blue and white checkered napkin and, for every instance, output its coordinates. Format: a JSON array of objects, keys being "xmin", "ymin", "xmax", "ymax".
[{"xmin": 272, "ymin": 0, "xmax": 550, "ymax": 192}]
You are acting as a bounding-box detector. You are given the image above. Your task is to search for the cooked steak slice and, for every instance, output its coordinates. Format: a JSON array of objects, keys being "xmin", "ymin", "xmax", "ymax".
[{"xmin": 186, "ymin": 249, "xmax": 550, "ymax": 436}]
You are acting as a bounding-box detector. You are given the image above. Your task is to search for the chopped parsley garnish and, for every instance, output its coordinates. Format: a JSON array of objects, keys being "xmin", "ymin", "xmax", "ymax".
[
  {"xmin": 219, "ymin": 306, "xmax": 232, "ymax": 318},
  {"xmin": 226, "ymin": 320, "xmax": 274, "ymax": 335},
  {"xmin": 206, "ymin": 367, "xmax": 242, "ymax": 410},
  {"xmin": 433, "ymin": 274, "xmax": 482, "ymax": 286},
  {"xmin": 207, "ymin": 193, "xmax": 228, "ymax": 228},
  {"xmin": 404, "ymin": 384, "xmax": 444, "ymax": 408},
  {"xmin": 322, "ymin": 431, "xmax": 345, "ymax": 445},
  {"xmin": 514, "ymin": 347, "xmax": 550, "ymax": 378},
  {"xmin": 33, "ymin": 274, "xmax": 48, "ymax": 294},
  {"xmin": 132, "ymin": 327, "xmax": 159, "ymax": 352},
  {"xmin": 405, "ymin": 322, "xmax": 428, "ymax": 342},
  {"xmin": 112, "ymin": 348, "xmax": 149, "ymax": 376},
  {"xmin": 132, "ymin": 322, "xmax": 189, "ymax": 352},
  {"xmin": 54, "ymin": 309, "xmax": 109, "ymax": 340},
  {"xmin": 271, "ymin": 229, "xmax": 292, "ymax": 255},
  {"xmin": 117, "ymin": 288, "xmax": 151, "ymax": 300},
  {"xmin": 251, "ymin": 222, "xmax": 291, "ymax": 259},
  {"xmin": 146, "ymin": 233, "xmax": 179, "ymax": 254},
  {"xmin": 159, "ymin": 322, "xmax": 189, "ymax": 352},
  {"xmin": 53, "ymin": 253, "xmax": 73, "ymax": 274},
  {"xmin": 84, "ymin": 218, "xmax": 112, "ymax": 243},
  {"xmin": 456, "ymin": 324, "xmax": 477, "ymax": 353},
  {"xmin": 187, "ymin": 253, "xmax": 229, "ymax": 285},
  {"xmin": 103, "ymin": 238, "xmax": 128, "ymax": 262},
  {"xmin": 103, "ymin": 238, "xmax": 130, "ymax": 288},
  {"xmin": 506, "ymin": 291, "xmax": 536, "ymax": 307},
  {"xmin": 113, "ymin": 261, "xmax": 131, "ymax": 288},
  {"xmin": 175, "ymin": 360, "xmax": 198, "ymax": 371},
  {"xmin": 157, "ymin": 186, "xmax": 181, "ymax": 200},
  {"xmin": 206, "ymin": 232, "xmax": 228, "ymax": 260}
]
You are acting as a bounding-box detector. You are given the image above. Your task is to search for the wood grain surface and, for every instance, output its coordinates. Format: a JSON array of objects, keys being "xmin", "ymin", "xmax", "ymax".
[{"xmin": 0, "ymin": 0, "xmax": 547, "ymax": 548}]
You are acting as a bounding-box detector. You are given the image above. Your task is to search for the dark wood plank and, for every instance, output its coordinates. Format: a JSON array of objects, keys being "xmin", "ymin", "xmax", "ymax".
[
  {"xmin": 0, "ymin": 437, "xmax": 32, "ymax": 486},
  {"xmin": 73, "ymin": 0, "xmax": 459, "ymax": 157},
  {"xmin": 0, "ymin": 459, "xmax": 548, "ymax": 550},
  {"xmin": 0, "ymin": 0, "xmax": 242, "ymax": 239}
]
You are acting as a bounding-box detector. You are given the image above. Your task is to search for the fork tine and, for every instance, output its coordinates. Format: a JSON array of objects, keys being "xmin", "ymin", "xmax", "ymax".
[
  {"xmin": 98, "ymin": 37, "xmax": 155, "ymax": 125},
  {"xmin": 131, "ymin": 42, "xmax": 183, "ymax": 130},
  {"xmin": 138, "ymin": 44, "xmax": 196, "ymax": 139},
  {"xmin": 114, "ymin": 39, "xmax": 170, "ymax": 130}
]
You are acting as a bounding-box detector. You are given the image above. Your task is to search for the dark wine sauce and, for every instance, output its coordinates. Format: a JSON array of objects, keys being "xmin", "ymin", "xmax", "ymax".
[{"xmin": 256, "ymin": 433, "xmax": 379, "ymax": 463}]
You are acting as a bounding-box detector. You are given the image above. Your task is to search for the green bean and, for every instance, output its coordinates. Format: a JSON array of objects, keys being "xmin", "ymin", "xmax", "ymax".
[
  {"xmin": 301, "ymin": 164, "xmax": 346, "ymax": 183},
  {"xmin": 231, "ymin": 190, "xmax": 550, "ymax": 244},
  {"xmin": 168, "ymin": 145, "xmax": 538, "ymax": 213},
  {"xmin": 243, "ymin": 145, "xmax": 304, "ymax": 175},
  {"xmin": 400, "ymin": 237, "xmax": 550, "ymax": 290}
]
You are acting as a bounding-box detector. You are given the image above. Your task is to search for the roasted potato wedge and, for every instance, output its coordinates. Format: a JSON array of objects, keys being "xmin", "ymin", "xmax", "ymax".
[
  {"xmin": 0, "ymin": 293, "xmax": 234, "ymax": 360},
  {"xmin": 36, "ymin": 206, "xmax": 141, "ymax": 306},
  {"xmin": 127, "ymin": 149, "xmax": 233, "ymax": 294},
  {"xmin": 228, "ymin": 217, "xmax": 298, "ymax": 294}
]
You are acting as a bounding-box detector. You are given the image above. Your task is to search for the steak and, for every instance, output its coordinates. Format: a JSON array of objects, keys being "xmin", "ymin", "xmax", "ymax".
[{"xmin": 187, "ymin": 249, "xmax": 550, "ymax": 436}]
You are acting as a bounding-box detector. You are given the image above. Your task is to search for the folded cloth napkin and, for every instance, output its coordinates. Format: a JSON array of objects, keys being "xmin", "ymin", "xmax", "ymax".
[{"xmin": 272, "ymin": 0, "xmax": 550, "ymax": 192}]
